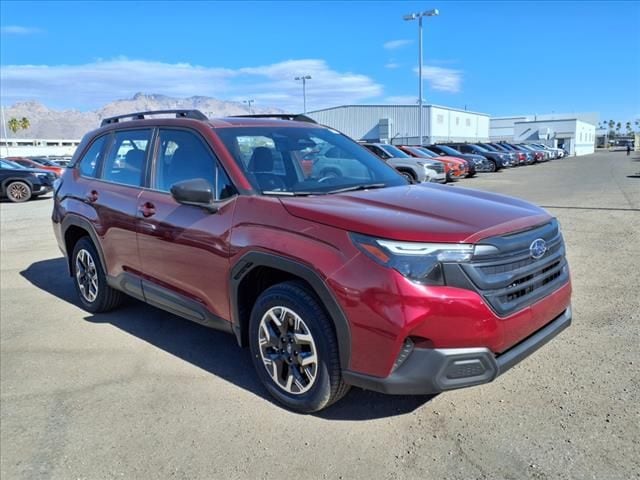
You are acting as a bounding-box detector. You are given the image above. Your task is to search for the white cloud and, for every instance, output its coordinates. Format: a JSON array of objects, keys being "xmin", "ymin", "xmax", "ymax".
[
  {"xmin": 385, "ymin": 95, "xmax": 417, "ymax": 104},
  {"xmin": 0, "ymin": 58, "xmax": 383, "ymax": 111},
  {"xmin": 413, "ymin": 66, "xmax": 462, "ymax": 93},
  {"xmin": 383, "ymin": 39, "xmax": 412, "ymax": 50},
  {"xmin": 384, "ymin": 62, "xmax": 400, "ymax": 69},
  {"xmin": 1, "ymin": 25, "xmax": 42, "ymax": 35}
]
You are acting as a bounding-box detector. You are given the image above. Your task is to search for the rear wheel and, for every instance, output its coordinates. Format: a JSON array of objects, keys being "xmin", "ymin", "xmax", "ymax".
[
  {"xmin": 71, "ymin": 237, "xmax": 124, "ymax": 313},
  {"xmin": 249, "ymin": 281, "xmax": 349, "ymax": 413},
  {"xmin": 5, "ymin": 181, "xmax": 32, "ymax": 203}
]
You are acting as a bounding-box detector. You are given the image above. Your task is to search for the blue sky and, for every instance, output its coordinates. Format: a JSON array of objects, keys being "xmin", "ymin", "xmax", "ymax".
[{"xmin": 1, "ymin": 0, "xmax": 639, "ymax": 124}]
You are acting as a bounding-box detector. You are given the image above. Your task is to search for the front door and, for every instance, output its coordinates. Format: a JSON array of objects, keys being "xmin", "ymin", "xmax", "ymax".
[{"xmin": 136, "ymin": 128, "xmax": 237, "ymax": 324}]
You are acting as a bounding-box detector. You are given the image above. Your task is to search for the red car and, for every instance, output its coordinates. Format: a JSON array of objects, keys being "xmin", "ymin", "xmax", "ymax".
[
  {"xmin": 397, "ymin": 145, "xmax": 467, "ymax": 181},
  {"xmin": 52, "ymin": 110, "xmax": 572, "ymax": 412},
  {"xmin": 8, "ymin": 156, "xmax": 65, "ymax": 177}
]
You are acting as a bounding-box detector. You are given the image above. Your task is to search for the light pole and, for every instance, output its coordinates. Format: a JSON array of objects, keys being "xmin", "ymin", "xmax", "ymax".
[
  {"xmin": 294, "ymin": 75, "xmax": 312, "ymax": 114},
  {"xmin": 243, "ymin": 99, "xmax": 255, "ymax": 113},
  {"xmin": 403, "ymin": 8, "xmax": 439, "ymax": 145}
]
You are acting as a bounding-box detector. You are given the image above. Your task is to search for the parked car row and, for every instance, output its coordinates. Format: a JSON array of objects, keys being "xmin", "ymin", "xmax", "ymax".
[{"xmin": 358, "ymin": 141, "xmax": 567, "ymax": 184}]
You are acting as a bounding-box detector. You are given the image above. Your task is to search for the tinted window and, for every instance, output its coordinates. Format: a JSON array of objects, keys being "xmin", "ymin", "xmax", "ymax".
[
  {"xmin": 101, "ymin": 129, "xmax": 151, "ymax": 187},
  {"xmin": 154, "ymin": 129, "xmax": 235, "ymax": 200},
  {"xmin": 78, "ymin": 136, "xmax": 107, "ymax": 178}
]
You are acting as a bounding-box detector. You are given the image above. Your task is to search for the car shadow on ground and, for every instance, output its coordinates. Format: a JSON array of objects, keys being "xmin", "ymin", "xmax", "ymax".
[{"xmin": 20, "ymin": 257, "xmax": 435, "ymax": 420}]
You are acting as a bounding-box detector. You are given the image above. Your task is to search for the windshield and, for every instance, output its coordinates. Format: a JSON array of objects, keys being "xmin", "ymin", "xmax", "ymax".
[
  {"xmin": 480, "ymin": 144, "xmax": 498, "ymax": 152},
  {"xmin": 407, "ymin": 147, "xmax": 433, "ymax": 158},
  {"xmin": 30, "ymin": 157, "xmax": 56, "ymax": 166},
  {"xmin": 435, "ymin": 145, "xmax": 462, "ymax": 156},
  {"xmin": 418, "ymin": 147, "xmax": 439, "ymax": 157},
  {"xmin": 378, "ymin": 144, "xmax": 410, "ymax": 158},
  {"xmin": 470, "ymin": 144, "xmax": 489, "ymax": 152},
  {"xmin": 216, "ymin": 126, "xmax": 406, "ymax": 195}
]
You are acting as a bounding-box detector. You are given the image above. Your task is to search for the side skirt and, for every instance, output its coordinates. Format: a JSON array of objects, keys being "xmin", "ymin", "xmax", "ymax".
[{"xmin": 107, "ymin": 272, "xmax": 233, "ymax": 334}]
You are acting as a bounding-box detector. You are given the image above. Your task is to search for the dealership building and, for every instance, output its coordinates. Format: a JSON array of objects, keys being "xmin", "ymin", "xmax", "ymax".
[
  {"xmin": 490, "ymin": 113, "xmax": 597, "ymax": 156},
  {"xmin": 307, "ymin": 104, "xmax": 490, "ymax": 145}
]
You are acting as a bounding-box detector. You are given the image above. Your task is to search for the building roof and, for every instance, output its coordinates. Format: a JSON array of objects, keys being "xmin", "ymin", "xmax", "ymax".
[{"xmin": 308, "ymin": 104, "xmax": 489, "ymax": 117}]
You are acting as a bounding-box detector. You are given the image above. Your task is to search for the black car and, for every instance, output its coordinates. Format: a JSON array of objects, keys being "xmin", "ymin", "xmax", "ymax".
[
  {"xmin": 445, "ymin": 143, "xmax": 510, "ymax": 170},
  {"xmin": 0, "ymin": 159, "xmax": 56, "ymax": 202}
]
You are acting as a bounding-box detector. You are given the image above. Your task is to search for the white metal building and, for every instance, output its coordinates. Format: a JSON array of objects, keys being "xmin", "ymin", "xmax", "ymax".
[
  {"xmin": 307, "ymin": 105, "xmax": 490, "ymax": 145},
  {"xmin": 490, "ymin": 113, "xmax": 597, "ymax": 156},
  {"xmin": 0, "ymin": 138, "xmax": 80, "ymax": 157}
]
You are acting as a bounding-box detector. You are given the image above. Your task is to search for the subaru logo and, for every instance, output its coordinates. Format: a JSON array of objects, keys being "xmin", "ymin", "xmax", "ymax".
[{"xmin": 529, "ymin": 238, "xmax": 547, "ymax": 259}]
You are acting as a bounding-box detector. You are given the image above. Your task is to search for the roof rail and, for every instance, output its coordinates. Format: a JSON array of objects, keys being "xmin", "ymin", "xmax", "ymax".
[
  {"xmin": 230, "ymin": 113, "xmax": 318, "ymax": 124},
  {"xmin": 100, "ymin": 109, "xmax": 208, "ymax": 127}
]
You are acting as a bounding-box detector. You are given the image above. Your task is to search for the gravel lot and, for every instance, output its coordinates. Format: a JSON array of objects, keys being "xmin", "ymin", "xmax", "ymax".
[{"xmin": 1, "ymin": 150, "xmax": 639, "ymax": 479}]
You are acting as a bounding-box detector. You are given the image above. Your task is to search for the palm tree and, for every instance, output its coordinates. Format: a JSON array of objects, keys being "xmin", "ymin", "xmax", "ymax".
[
  {"xmin": 7, "ymin": 117, "xmax": 20, "ymax": 134},
  {"xmin": 626, "ymin": 121, "xmax": 632, "ymax": 135},
  {"xmin": 616, "ymin": 122, "xmax": 622, "ymax": 135},
  {"xmin": 635, "ymin": 119, "xmax": 640, "ymax": 132},
  {"xmin": 19, "ymin": 117, "xmax": 30, "ymax": 131}
]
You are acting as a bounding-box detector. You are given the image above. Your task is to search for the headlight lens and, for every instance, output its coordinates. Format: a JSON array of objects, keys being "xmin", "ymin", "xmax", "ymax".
[{"xmin": 351, "ymin": 233, "xmax": 474, "ymax": 284}]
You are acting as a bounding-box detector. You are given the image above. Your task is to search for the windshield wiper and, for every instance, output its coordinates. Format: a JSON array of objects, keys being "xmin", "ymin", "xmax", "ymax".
[
  {"xmin": 262, "ymin": 190, "xmax": 320, "ymax": 196},
  {"xmin": 326, "ymin": 183, "xmax": 387, "ymax": 194}
]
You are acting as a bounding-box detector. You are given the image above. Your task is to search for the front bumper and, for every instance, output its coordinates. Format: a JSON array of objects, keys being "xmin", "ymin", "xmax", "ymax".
[{"xmin": 343, "ymin": 306, "xmax": 571, "ymax": 395}]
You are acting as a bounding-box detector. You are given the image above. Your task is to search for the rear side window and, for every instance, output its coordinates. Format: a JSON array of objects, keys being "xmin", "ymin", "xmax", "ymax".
[
  {"xmin": 101, "ymin": 129, "xmax": 152, "ymax": 187},
  {"xmin": 78, "ymin": 136, "xmax": 107, "ymax": 178},
  {"xmin": 154, "ymin": 129, "xmax": 235, "ymax": 200}
]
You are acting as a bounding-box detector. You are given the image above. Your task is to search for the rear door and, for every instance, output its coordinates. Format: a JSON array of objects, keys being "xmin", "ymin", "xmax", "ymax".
[
  {"xmin": 136, "ymin": 128, "xmax": 237, "ymax": 324},
  {"xmin": 92, "ymin": 128, "xmax": 152, "ymax": 288}
]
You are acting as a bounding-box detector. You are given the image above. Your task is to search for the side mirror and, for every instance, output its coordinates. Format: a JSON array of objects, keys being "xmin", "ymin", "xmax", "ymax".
[{"xmin": 170, "ymin": 178, "xmax": 218, "ymax": 213}]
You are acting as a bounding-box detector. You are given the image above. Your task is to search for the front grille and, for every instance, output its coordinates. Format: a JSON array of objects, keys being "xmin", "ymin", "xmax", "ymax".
[{"xmin": 460, "ymin": 220, "xmax": 569, "ymax": 316}]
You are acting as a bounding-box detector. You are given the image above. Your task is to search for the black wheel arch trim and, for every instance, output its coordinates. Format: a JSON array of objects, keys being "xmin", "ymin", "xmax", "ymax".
[
  {"xmin": 230, "ymin": 251, "xmax": 352, "ymax": 370},
  {"xmin": 61, "ymin": 214, "xmax": 107, "ymax": 277}
]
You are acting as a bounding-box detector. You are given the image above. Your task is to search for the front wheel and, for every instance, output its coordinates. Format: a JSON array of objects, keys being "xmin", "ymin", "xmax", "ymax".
[
  {"xmin": 6, "ymin": 181, "xmax": 32, "ymax": 203},
  {"xmin": 249, "ymin": 281, "xmax": 350, "ymax": 413},
  {"xmin": 487, "ymin": 160, "xmax": 497, "ymax": 172}
]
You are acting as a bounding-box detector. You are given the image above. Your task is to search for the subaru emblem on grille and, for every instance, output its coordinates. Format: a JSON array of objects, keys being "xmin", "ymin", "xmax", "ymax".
[{"xmin": 529, "ymin": 238, "xmax": 547, "ymax": 259}]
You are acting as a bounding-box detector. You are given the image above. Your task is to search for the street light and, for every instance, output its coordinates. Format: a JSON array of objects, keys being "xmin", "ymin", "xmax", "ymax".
[
  {"xmin": 404, "ymin": 8, "xmax": 439, "ymax": 146},
  {"xmin": 294, "ymin": 75, "xmax": 312, "ymax": 114},
  {"xmin": 243, "ymin": 99, "xmax": 254, "ymax": 113}
]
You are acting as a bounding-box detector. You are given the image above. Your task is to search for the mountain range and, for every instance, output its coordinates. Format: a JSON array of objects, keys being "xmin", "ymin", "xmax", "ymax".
[{"xmin": 1, "ymin": 93, "xmax": 282, "ymax": 139}]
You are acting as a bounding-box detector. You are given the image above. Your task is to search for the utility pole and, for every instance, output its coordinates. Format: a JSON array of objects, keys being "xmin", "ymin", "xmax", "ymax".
[
  {"xmin": 243, "ymin": 99, "xmax": 255, "ymax": 113},
  {"xmin": 294, "ymin": 75, "xmax": 312, "ymax": 114},
  {"xmin": 404, "ymin": 8, "xmax": 439, "ymax": 145}
]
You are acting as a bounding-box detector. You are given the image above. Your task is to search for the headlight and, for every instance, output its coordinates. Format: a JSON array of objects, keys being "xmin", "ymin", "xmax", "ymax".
[
  {"xmin": 35, "ymin": 173, "xmax": 48, "ymax": 178},
  {"xmin": 351, "ymin": 233, "xmax": 474, "ymax": 285}
]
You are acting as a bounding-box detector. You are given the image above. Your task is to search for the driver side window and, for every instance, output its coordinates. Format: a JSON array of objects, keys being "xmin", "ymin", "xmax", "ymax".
[{"xmin": 154, "ymin": 129, "xmax": 235, "ymax": 200}]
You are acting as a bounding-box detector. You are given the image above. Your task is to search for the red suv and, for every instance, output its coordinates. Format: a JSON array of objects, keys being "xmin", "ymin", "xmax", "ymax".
[{"xmin": 52, "ymin": 110, "xmax": 572, "ymax": 413}]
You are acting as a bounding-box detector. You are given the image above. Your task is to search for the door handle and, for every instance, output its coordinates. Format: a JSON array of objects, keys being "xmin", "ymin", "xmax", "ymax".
[
  {"xmin": 86, "ymin": 190, "xmax": 98, "ymax": 203},
  {"xmin": 139, "ymin": 202, "xmax": 156, "ymax": 218}
]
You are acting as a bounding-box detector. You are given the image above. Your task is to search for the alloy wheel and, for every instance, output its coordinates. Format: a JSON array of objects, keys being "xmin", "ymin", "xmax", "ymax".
[
  {"xmin": 75, "ymin": 249, "xmax": 99, "ymax": 302},
  {"xmin": 7, "ymin": 182, "xmax": 30, "ymax": 202},
  {"xmin": 258, "ymin": 306, "xmax": 318, "ymax": 395}
]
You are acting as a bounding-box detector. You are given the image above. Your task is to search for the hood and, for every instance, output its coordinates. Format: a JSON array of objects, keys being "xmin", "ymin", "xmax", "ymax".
[
  {"xmin": 280, "ymin": 184, "xmax": 551, "ymax": 243},
  {"xmin": 431, "ymin": 155, "xmax": 466, "ymax": 166}
]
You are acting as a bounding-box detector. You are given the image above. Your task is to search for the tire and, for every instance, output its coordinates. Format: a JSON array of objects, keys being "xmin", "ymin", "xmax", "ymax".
[
  {"xmin": 249, "ymin": 281, "xmax": 350, "ymax": 413},
  {"xmin": 71, "ymin": 236, "xmax": 124, "ymax": 313},
  {"xmin": 398, "ymin": 170, "xmax": 416, "ymax": 183},
  {"xmin": 5, "ymin": 181, "xmax": 32, "ymax": 203},
  {"xmin": 486, "ymin": 160, "xmax": 497, "ymax": 172}
]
